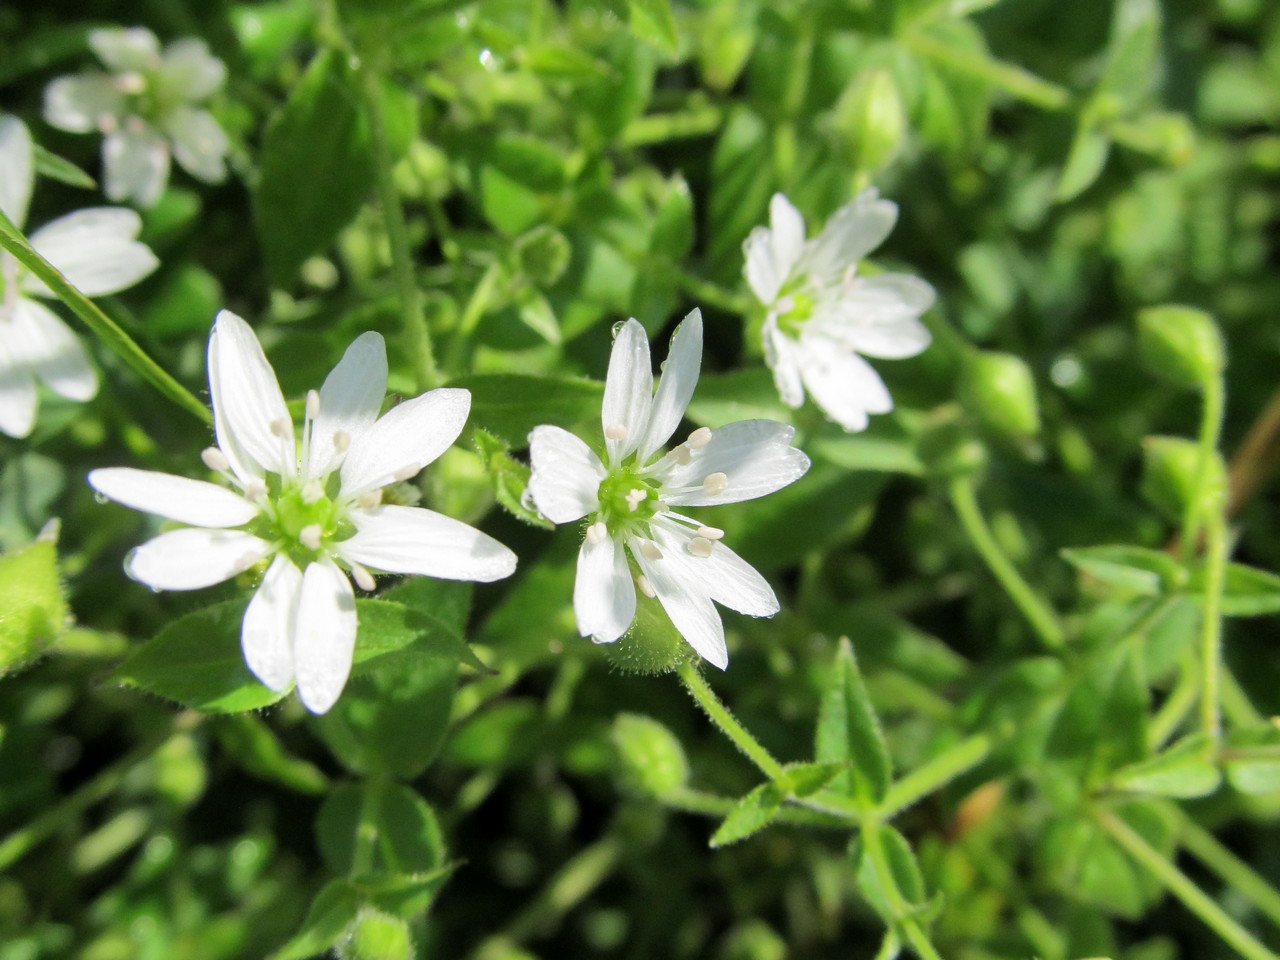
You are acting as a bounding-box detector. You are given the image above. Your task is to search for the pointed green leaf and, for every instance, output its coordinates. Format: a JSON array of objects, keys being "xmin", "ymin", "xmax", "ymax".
[
  {"xmin": 1110, "ymin": 733, "xmax": 1221, "ymax": 798},
  {"xmin": 215, "ymin": 714, "xmax": 329, "ymax": 795},
  {"xmin": 782, "ymin": 762, "xmax": 844, "ymax": 798},
  {"xmin": 853, "ymin": 825, "xmax": 928, "ymax": 923},
  {"xmin": 626, "ymin": 0, "xmax": 679, "ymax": 55},
  {"xmin": 0, "ymin": 541, "xmax": 65, "ymax": 676},
  {"xmin": 351, "ymin": 599, "xmax": 490, "ymax": 674},
  {"xmin": 32, "ymin": 143, "xmax": 95, "ymax": 190},
  {"xmin": 814, "ymin": 638, "xmax": 890, "ymax": 805},
  {"xmin": 267, "ymin": 878, "xmax": 360, "ymax": 960},
  {"xmin": 474, "ymin": 428, "xmax": 555, "ymax": 530},
  {"xmin": 1187, "ymin": 562, "xmax": 1280, "ymax": 617},
  {"xmin": 1061, "ymin": 545, "xmax": 1184, "ymax": 595},
  {"xmin": 316, "ymin": 781, "xmax": 446, "ymax": 879},
  {"xmin": 709, "ymin": 782, "xmax": 785, "ymax": 848},
  {"xmin": 1222, "ymin": 727, "xmax": 1280, "ymax": 795},
  {"xmin": 357, "ymin": 865, "xmax": 457, "ymax": 919}
]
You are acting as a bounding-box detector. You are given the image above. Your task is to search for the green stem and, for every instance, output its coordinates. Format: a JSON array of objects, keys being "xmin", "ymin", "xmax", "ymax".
[
  {"xmin": 0, "ymin": 209, "xmax": 210, "ymax": 425},
  {"xmin": 670, "ymin": 265, "xmax": 755, "ymax": 316},
  {"xmin": 351, "ymin": 780, "xmax": 383, "ymax": 877},
  {"xmin": 1198, "ymin": 508, "xmax": 1228, "ymax": 743},
  {"xmin": 358, "ymin": 68, "xmax": 437, "ymax": 391},
  {"xmin": 862, "ymin": 820, "xmax": 946, "ymax": 960},
  {"xmin": 1146, "ymin": 651, "xmax": 1199, "ymax": 750},
  {"xmin": 0, "ymin": 712, "xmax": 199, "ymax": 872},
  {"xmin": 1170, "ymin": 804, "xmax": 1280, "ymax": 930},
  {"xmin": 665, "ymin": 787, "xmax": 852, "ymax": 830},
  {"xmin": 949, "ymin": 476, "xmax": 1065, "ymax": 649},
  {"xmin": 1096, "ymin": 809, "xmax": 1280, "ymax": 960},
  {"xmin": 620, "ymin": 101, "xmax": 724, "ymax": 147},
  {"xmin": 1179, "ymin": 374, "xmax": 1226, "ymax": 565},
  {"xmin": 878, "ymin": 733, "xmax": 992, "ymax": 819},
  {"xmin": 677, "ymin": 661, "xmax": 787, "ymax": 782},
  {"xmin": 903, "ymin": 31, "xmax": 1071, "ymax": 111}
]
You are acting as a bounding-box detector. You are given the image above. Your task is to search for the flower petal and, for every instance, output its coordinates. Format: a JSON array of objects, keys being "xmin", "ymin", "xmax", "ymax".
[
  {"xmin": 157, "ymin": 38, "xmax": 227, "ymax": 101},
  {"xmin": 0, "ymin": 342, "xmax": 37, "ymax": 439},
  {"xmin": 659, "ymin": 420, "xmax": 810, "ymax": 507},
  {"xmin": 89, "ymin": 27, "xmax": 161, "ymax": 72},
  {"xmin": 574, "ymin": 534, "xmax": 635, "ymax": 644},
  {"xmin": 25, "ymin": 208, "xmax": 158, "ymax": 297},
  {"xmin": 339, "ymin": 387, "xmax": 470, "ymax": 497},
  {"xmin": 762, "ymin": 316, "xmax": 805, "ymax": 408},
  {"xmin": 125, "ymin": 528, "xmax": 270, "ymax": 591},
  {"xmin": 164, "ymin": 107, "xmax": 228, "ymax": 184},
  {"xmin": 10, "ymin": 298, "xmax": 97, "ymax": 401},
  {"xmin": 798, "ymin": 341, "xmax": 892, "ymax": 432},
  {"xmin": 292, "ymin": 559, "xmax": 357, "ymax": 715},
  {"xmin": 103, "ymin": 126, "xmax": 170, "ymax": 207},
  {"xmin": 636, "ymin": 308, "xmax": 702, "ymax": 463},
  {"xmin": 0, "ymin": 113, "xmax": 34, "ymax": 228},
  {"xmin": 602, "ymin": 318, "xmax": 653, "ymax": 465},
  {"xmin": 651, "ymin": 521, "xmax": 778, "ymax": 617},
  {"xmin": 527, "ymin": 424, "xmax": 605, "ymax": 524},
  {"xmin": 308, "ymin": 331, "xmax": 387, "ymax": 480},
  {"xmin": 801, "ymin": 190, "xmax": 898, "ymax": 286},
  {"xmin": 241, "ymin": 554, "xmax": 301, "ymax": 693},
  {"xmin": 630, "ymin": 535, "xmax": 727, "ymax": 669},
  {"xmin": 88, "ymin": 467, "xmax": 258, "ymax": 527},
  {"xmin": 42, "ymin": 75, "xmax": 125, "ymax": 136},
  {"xmin": 208, "ymin": 309, "xmax": 293, "ymax": 483},
  {"xmin": 339, "ymin": 504, "xmax": 517, "ymax": 583},
  {"xmin": 743, "ymin": 194, "xmax": 806, "ymax": 304}
]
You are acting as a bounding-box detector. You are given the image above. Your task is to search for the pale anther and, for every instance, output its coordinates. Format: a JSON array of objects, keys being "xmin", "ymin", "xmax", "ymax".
[
  {"xmin": 687, "ymin": 536, "xmax": 714, "ymax": 558},
  {"xmin": 654, "ymin": 501, "xmax": 670, "ymax": 513},
  {"xmin": 636, "ymin": 574, "xmax": 657, "ymax": 598},
  {"xmin": 640, "ymin": 541, "xmax": 663, "ymax": 561},
  {"xmin": 605, "ymin": 424, "xmax": 628, "ymax": 441},
  {"xmin": 697, "ymin": 525, "xmax": 724, "ymax": 540},
  {"xmin": 306, "ymin": 389, "xmax": 321, "ymax": 420},
  {"xmin": 333, "ymin": 431, "xmax": 350, "ymax": 453},
  {"xmin": 702, "ymin": 472, "xmax": 729, "ymax": 496},
  {"xmin": 625, "ymin": 488, "xmax": 648, "ymax": 512},
  {"xmin": 269, "ymin": 417, "xmax": 291, "ymax": 437},
  {"xmin": 687, "ymin": 427, "xmax": 713, "ymax": 449},
  {"xmin": 586, "ymin": 521, "xmax": 608, "ymax": 544},
  {"xmin": 299, "ymin": 524, "xmax": 323, "ymax": 551},
  {"xmin": 116, "ymin": 71, "xmax": 146, "ymax": 95},
  {"xmin": 97, "ymin": 113, "xmax": 118, "ymax": 135},
  {"xmin": 301, "ymin": 479, "xmax": 324, "ymax": 503},
  {"xmin": 245, "ymin": 481, "xmax": 268, "ymax": 502},
  {"xmin": 393, "ymin": 465, "xmax": 418, "ymax": 482},
  {"xmin": 201, "ymin": 447, "xmax": 230, "ymax": 472},
  {"xmin": 358, "ymin": 489, "xmax": 383, "ymax": 510},
  {"xmin": 670, "ymin": 445, "xmax": 693, "ymax": 466},
  {"xmin": 351, "ymin": 563, "xmax": 376, "ymax": 592}
]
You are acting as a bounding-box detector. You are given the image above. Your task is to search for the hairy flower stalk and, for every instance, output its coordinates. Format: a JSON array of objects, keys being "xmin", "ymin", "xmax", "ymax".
[
  {"xmin": 0, "ymin": 113, "xmax": 158, "ymax": 438},
  {"xmin": 744, "ymin": 191, "xmax": 936, "ymax": 432},
  {"xmin": 90, "ymin": 311, "xmax": 517, "ymax": 713},
  {"xmin": 527, "ymin": 309, "xmax": 810, "ymax": 668},
  {"xmin": 44, "ymin": 27, "xmax": 231, "ymax": 206}
]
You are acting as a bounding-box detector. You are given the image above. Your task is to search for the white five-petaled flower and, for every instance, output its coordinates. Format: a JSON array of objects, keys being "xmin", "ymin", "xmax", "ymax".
[
  {"xmin": 0, "ymin": 114, "xmax": 158, "ymax": 439},
  {"xmin": 89, "ymin": 311, "xmax": 518, "ymax": 714},
  {"xmin": 44, "ymin": 26, "xmax": 230, "ymax": 207},
  {"xmin": 744, "ymin": 191, "xmax": 936, "ymax": 433},
  {"xmin": 527, "ymin": 309, "xmax": 810, "ymax": 669}
]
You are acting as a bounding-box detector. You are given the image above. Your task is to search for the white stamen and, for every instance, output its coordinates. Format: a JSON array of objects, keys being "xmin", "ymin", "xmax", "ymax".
[
  {"xmin": 605, "ymin": 424, "xmax": 628, "ymax": 441},
  {"xmin": 669, "ymin": 445, "xmax": 693, "ymax": 465},
  {"xmin": 636, "ymin": 574, "xmax": 656, "ymax": 598},
  {"xmin": 333, "ymin": 431, "xmax": 350, "ymax": 453},
  {"xmin": 687, "ymin": 536, "xmax": 714, "ymax": 558},
  {"xmin": 687, "ymin": 427, "xmax": 712, "ymax": 449},
  {"xmin": 306, "ymin": 389, "xmax": 321, "ymax": 420},
  {"xmin": 116, "ymin": 71, "xmax": 146, "ymax": 95},
  {"xmin": 586, "ymin": 521, "xmax": 608, "ymax": 544},
  {"xmin": 299, "ymin": 524, "xmax": 323, "ymax": 550},
  {"xmin": 97, "ymin": 113, "xmax": 118, "ymax": 135},
  {"xmin": 702, "ymin": 472, "xmax": 729, "ymax": 496},
  {"xmin": 201, "ymin": 447, "xmax": 230, "ymax": 472},
  {"xmin": 301, "ymin": 479, "xmax": 324, "ymax": 503},
  {"xmin": 640, "ymin": 541, "xmax": 663, "ymax": 561},
  {"xmin": 269, "ymin": 417, "xmax": 291, "ymax": 438},
  {"xmin": 394, "ymin": 465, "xmax": 419, "ymax": 483},
  {"xmin": 358, "ymin": 489, "xmax": 383, "ymax": 510},
  {"xmin": 654, "ymin": 501, "xmax": 670, "ymax": 513},
  {"xmin": 625, "ymin": 488, "xmax": 648, "ymax": 512},
  {"xmin": 350, "ymin": 562, "xmax": 376, "ymax": 592},
  {"xmin": 235, "ymin": 552, "xmax": 261, "ymax": 574},
  {"xmin": 244, "ymin": 482, "xmax": 268, "ymax": 502},
  {"xmin": 697, "ymin": 525, "xmax": 724, "ymax": 540}
]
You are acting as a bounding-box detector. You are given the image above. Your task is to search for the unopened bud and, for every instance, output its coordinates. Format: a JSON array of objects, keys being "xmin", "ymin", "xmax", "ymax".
[
  {"xmin": 339, "ymin": 908, "xmax": 412, "ymax": 960},
  {"xmin": 961, "ymin": 350, "xmax": 1041, "ymax": 440},
  {"xmin": 1137, "ymin": 305, "xmax": 1225, "ymax": 391},
  {"xmin": 612, "ymin": 713, "xmax": 689, "ymax": 798},
  {"xmin": 834, "ymin": 66, "xmax": 906, "ymax": 176},
  {"xmin": 1140, "ymin": 435, "xmax": 1227, "ymax": 522}
]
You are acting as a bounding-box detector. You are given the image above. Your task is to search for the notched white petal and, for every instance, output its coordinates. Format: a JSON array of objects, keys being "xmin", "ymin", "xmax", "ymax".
[
  {"xmin": 574, "ymin": 534, "xmax": 635, "ymax": 644},
  {"xmin": 42, "ymin": 76, "xmax": 126, "ymax": 136},
  {"xmin": 651, "ymin": 523, "xmax": 778, "ymax": 618},
  {"xmin": 798, "ymin": 342, "xmax": 892, "ymax": 432},
  {"xmin": 636, "ymin": 308, "xmax": 703, "ymax": 462},
  {"xmin": 89, "ymin": 27, "xmax": 161, "ymax": 72},
  {"xmin": 165, "ymin": 107, "xmax": 229, "ymax": 184},
  {"xmin": 0, "ymin": 113, "xmax": 34, "ymax": 228},
  {"xmin": 602, "ymin": 318, "xmax": 653, "ymax": 465},
  {"xmin": 26, "ymin": 207, "xmax": 158, "ymax": 297},
  {"xmin": 0, "ymin": 351, "xmax": 37, "ymax": 439},
  {"xmin": 309, "ymin": 331, "xmax": 387, "ymax": 479},
  {"xmin": 802, "ymin": 189, "xmax": 899, "ymax": 285},
  {"xmin": 103, "ymin": 126, "xmax": 170, "ymax": 207},
  {"xmin": 241, "ymin": 554, "xmax": 301, "ymax": 692},
  {"xmin": 125, "ymin": 528, "xmax": 270, "ymax": 591},
  {"xmin": 209, "ymin": 310, "xmax": 292, "ymax": 481},
  {"xmin": 527, "ymin": 424, "xmax": 605, "ymax": 524},
  {"xmin": 630, "ymin": 534, "xmax": 727, "ymax": 669},
  {"xmin": 88, "ymin": 467, "xmax": 257, "ymax": 527},
  {"xmin": 292, "ymin": 559, "xmax": 357, "ymax": 715},
  {"xmin": 339, "ymin": 504, "xmax": 517, "ymax": 583},
  {"xmin": 10, "ymin": 299, "xmax": 97, "ymax": 402},
  {"xmin": 661, "ymin": 419, "xmax": 810, "ymax": 507},
  {"xmin": 339, "ymin": 387, "xmax": 470, "ymax": 497}
]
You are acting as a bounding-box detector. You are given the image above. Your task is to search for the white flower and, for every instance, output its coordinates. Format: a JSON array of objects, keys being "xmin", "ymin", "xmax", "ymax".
[
  {"xmin": 44, "ymin": 27, "xmax": 230, "ymax": 207},
  {"xmin": 527, "ymin": 309, "xmax": 810, "ymax": 669},
  {"xmin": 744, "ymin": 191, "xmax": 936, "ymax": 432},
  {"xmin": 89, "ymin": 311, "xmax": 518, "ymax": 714},
  {"xmin": 0, "ymin": 114, "xmax": 158, "ymax": 439}
]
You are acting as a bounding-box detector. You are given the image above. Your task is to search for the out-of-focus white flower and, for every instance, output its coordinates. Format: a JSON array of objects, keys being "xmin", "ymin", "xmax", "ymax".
[
  {"xmin": 527, "ymin": 309, "xmax": 809, "ymax": 669},
  {"xmin": 744, "ymin": 191, "xmax": 936, "ymax": 432},
  {"xmin": 0, "ymin": 114, "xmax": 158, "ymax": 438},
  {"xmin": 89, "ymin": 311, "xmax": 518, "ymax": 714},
  {"xmin": 44, "ymin": 26, "xmax": 230, "ymax": 207}
]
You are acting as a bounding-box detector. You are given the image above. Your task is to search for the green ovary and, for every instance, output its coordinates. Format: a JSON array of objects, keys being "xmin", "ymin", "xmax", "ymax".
[
  {"xmin": 776, "ymin": 292, "xmax": 815, "ymax": 338},
  {"xmin": 597, "ymin": 468, "xmax": 661, "ymax": 534},
  {"xmin": 269, "ymin": 487, "xmax": 351, "ymax": 565}
]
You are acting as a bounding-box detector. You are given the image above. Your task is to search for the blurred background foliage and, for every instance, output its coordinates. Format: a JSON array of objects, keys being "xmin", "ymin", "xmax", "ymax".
[{"xmin": 1, "ymin": 0, "xmax": 1280, "ymax": 958}]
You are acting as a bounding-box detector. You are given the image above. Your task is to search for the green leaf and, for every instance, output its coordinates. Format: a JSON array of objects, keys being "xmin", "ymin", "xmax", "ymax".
[
  {"xmin": 782, "ymin": 762, "xmax": 844, "ymax": 798},
  {"xmin": 707, "ymin": 106, "xmax": 772, "ymax": 275},
  {"xmin": 267, "ymin": 878, "xmax": 360, "ymax": 960},
  {"xmin": 1047, "ymin": 642, "xmax": 1148, "ymax": 771},
  {"xmin": 650, "ymin": 174, "xmax": 695, "ymax": 260},
  {"xmin": 254, "ymin": 48, "xmax": 374, "ymax": 285},
  {"xmin": 709, "ymin": 782, "xmax": 785, "ymax": 848},
  {"xmin": 214, "ymin": 715, "xmax": 329, "ymax": 795},
  {"xmin": 351, "ymin": 599, "xmax": 489, "ymax": 674},
  {"xmin": 1187, "ymin": 562, "xmax": 1280, "ymax": 617},
  {"xmin": 612, "ymin": 713, "xmax": 689, "ymax": 798},
  {"xmin": 0, "ymin": 541, "xmax": 65, "ymax": 676},
  {"xmin": 1222, "ymin": 727, "xmax": 1280, "ymax": 795},
  {"xmin": 1109, "ymin": 733, "xmax": 1221, "ymax": 798},
  {"xmin": 316, "ymin": 781, "xmax": 446, "ymax": 879},
  {"xmin": 357, "ymin": 865, "xmax": 457, "ymax": 919},
  {"xmin": 379, "ymin": 577, "xmax": 471, "ymax": 636},
  {"xmin": 625, "ymin": 0, "xmax": 679, "ymax": 55},
  {"xmin": 450, "ymin": 373, "xmax": 603, "ymax": 448},
  {"xmin": 474, "ymin": 429, "xmax": 555, "ymax": 529},
  {"xmin": 814, "ymin": 638, "xmax": 891, "ymax": 806},
  {"xmin": 1095, "ymin": 0, "xmax": 1162, "ymax": 107},
  {"xmin": 1061, "ymin": 545, "xmax": 1184, "ymax": 595},
  {"xmin": 1056, "ymin": 125, "xmax": 1111, "ymax": 202},
  {"xmin": 853, "ymin": 825, "xmax": 928, "ymax": 923},
  {"xmin": 32, "ymin": 143, "xmax": 95, "ymax": 190}
]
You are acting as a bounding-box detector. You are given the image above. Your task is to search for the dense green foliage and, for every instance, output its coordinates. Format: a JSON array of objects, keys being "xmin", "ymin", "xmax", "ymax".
[{"xmin": 2, "ymin": 0, "xmax": 1280, "ymax": 958}]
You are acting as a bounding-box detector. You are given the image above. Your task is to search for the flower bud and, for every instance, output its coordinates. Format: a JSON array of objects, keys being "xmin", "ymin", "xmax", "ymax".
[
  {"xmin": 1140, "ymin": 435, "xmax": 1227, "ymax": 522},
  {"xmin": 612, "ymin": 713, "xmax": 689, "ymax": 798},
  {"xmin": 603, "ymin": 595, "xmax": 696, "ymax": 675},
  {"xmin": 0, "ymin": 542, "xmax": 66, "ymax": 677},
  {"xmin": 340, "ymin": 909, "xmax": 413, "ymax": 960},
  {"xmin": 833, "ymin": 66, "xmax": 906, "ymax": 176},
  {"xmin": 515, "ymin": 225, "xmax": 571, "ymax": 287},
  {"xmin": 1137, "ymin": 305, "xmax": 1225, "ymax": 390},
  {"xmin": 960, "ymin": 350, "xmax": 1041, "ymax": 439}
]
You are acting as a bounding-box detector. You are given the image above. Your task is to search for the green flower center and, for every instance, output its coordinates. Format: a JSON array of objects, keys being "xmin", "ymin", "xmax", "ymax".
[
  {"xmin": 256, "ymin": 482, "xmax": 355, "ymax": 567},
  {"xmin": 597, "ymin": 466, "xmax": 661, "ymax": 535},
  {"xmin": 777, "ymin": 292, "xmax": 815, "ymax": 338}
]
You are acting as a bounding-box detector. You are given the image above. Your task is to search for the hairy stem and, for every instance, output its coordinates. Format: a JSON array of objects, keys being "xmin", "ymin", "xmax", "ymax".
[{"xmin": 678, "ymin": 661, "xmax": 787, "ymax": 782}]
